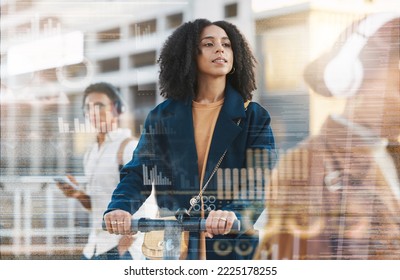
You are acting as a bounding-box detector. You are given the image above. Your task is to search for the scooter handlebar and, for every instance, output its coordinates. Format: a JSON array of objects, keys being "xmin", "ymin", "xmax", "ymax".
[{"xmin": 102, "ymin": 217, "xmax": 240, "ymax": 233}]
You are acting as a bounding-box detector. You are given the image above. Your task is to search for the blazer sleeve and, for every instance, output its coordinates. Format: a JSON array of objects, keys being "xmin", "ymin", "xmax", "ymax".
[{"xmin": 104, "ymin": 110, "xmax": 163, "ymax": 216}]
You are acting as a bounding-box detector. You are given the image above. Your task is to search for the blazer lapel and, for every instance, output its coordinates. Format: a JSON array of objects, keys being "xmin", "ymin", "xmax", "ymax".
[
  {"xmin": 161, "ymin": 99, "xmax": 200, "ymax": 181},
  {"xmin": 160, "ymin": 84, "xmax": 247, "ymax": 187}
]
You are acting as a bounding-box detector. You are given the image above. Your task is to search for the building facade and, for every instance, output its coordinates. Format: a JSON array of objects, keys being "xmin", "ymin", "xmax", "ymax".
[{"xmin": 0, "ymin": 0, "xmax": 252, "ymax": 259}]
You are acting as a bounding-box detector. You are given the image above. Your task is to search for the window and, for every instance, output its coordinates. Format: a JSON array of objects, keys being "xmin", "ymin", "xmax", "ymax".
[
  {"xmin": 58, "ymin": 61, "xmax": 90, "ymax": 80},
  {"xmin": 15, "ymin": 22, "xmax": 31, "ymax": 36},
  {"xmin": 130, "ymin": 19, "xmax": 157, "ymax": 38},
  {"xmin": 15, "ymin": 0, "xmax": 33, "ymax": 12},
  {"xmin": 1, "ymin": 4, "xmax": 9, "ymax": 15},
  {"xmin": 224, "ymin": 3, "xmax": 238, "ymax": 18},
  {"xmin": 38, "ymin": 68, "xmax": 58, "ymax": 82},
  {"xmin": 97, "ymin": 27, "xmax": 120, "ymax": 43},
  {"xmin": 166, "ymin": 13, "xmax": 183, "ymax": 29},
  {"xmin": 97, "ymin": 57, "xmax": 120, "ymax": 73},
  {"xmin": 130, "ymin": 50, "xmax": 156, "ymax": 68},
  {"xmin": 15, "ymin": 17, "xmax": 61, "ymax": 38},
  {"xmin": 40, "ymin": 17, "xmax": 61, "ymax": 32}
]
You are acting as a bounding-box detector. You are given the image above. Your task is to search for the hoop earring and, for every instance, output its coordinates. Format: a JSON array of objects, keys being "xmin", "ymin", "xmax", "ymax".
[{"xmin": 229, "ymin": 67, "xmax": 235, "ymax": 75}]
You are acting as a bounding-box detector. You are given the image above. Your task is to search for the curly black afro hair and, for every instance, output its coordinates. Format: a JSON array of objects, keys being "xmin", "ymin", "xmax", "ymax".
[{"xmin": 158, "ymin": 18, "xmax": 257, "ymax": 101}]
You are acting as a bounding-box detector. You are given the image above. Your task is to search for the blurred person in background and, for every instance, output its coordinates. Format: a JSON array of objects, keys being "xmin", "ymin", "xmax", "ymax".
[
  {"xmin": 56, "ymin": 82, "xmax": 158, "ymax": 260},
  {"xmin": 103, "ymin": 19, "xmax": 276, "ymax": 260},
  {"xmin": 255, "ymin": 13, "xmax": 400, "ymax": 260}
]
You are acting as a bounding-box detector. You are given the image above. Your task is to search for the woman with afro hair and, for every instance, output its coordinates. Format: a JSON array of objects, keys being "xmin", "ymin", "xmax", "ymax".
[{"xmin": 104, "ymin": 18, "xmax": 276, "ymax": 260}]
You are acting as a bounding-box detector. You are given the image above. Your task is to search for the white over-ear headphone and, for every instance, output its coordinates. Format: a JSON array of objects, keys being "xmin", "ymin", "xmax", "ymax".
[{"xmin": 323, "ymin": 12, "xmax": 400, "ymax": 98}]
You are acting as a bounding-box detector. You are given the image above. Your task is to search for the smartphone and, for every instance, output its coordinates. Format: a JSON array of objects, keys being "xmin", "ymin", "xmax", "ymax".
[{"xmin": 53, "ymin": 176, "xmax": 79, "ymax": 189}]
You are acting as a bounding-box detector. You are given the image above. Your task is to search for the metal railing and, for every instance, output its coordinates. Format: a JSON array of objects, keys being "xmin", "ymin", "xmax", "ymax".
[{"xmin": 0, "ymin": 176, "xmax": 90, "ymax": 259}]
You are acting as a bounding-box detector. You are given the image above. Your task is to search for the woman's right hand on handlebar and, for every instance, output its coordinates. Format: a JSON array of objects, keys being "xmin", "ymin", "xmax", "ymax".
[{"xmin": 104, "ymin": 210, "xmax": 134, "ymax": 235}]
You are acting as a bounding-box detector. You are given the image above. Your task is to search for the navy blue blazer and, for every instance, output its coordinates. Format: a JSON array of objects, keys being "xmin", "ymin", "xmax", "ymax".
[{"xmin": 105, "ymin": 83, "xmax": 276, "ymax": 259}]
